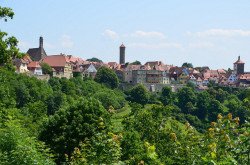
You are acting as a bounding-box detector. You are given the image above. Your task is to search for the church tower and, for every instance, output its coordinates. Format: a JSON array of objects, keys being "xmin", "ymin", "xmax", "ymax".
[
  {"xmin": 234, "ymin": 56, "xmax": 245, "ymax": 75},
  {"xmin": 119, "ymin": 43, "xmax": 125, "ymax": 64},
  {"xmin": 39, "ymin": 36, "xmax": 43, "ymax": 49}
]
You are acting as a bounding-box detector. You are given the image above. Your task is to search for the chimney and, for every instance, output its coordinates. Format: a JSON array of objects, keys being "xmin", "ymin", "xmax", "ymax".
[
  {"xmin": 238, "ymin": 56, "xmax": 240, "ymax": 61},
  {"xmin": 39, "ymin": 36, "xmax": 43, "ymax": 48}
]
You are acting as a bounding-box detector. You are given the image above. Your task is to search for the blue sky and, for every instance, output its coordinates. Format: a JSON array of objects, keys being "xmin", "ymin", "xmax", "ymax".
[{"xmin": 1, "ymin": 0, "xmax": 250, "ymax": 70}]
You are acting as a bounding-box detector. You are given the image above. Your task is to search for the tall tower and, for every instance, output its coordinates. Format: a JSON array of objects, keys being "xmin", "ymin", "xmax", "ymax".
[
  {"xmin": 234, "ymin": 56, "xmax": 245, "ymax": 75},
  {"xmin": 119, "ymin": 43, "xmax": 125, "ymax": 64},
  {"xmin": 39, "ymin": 36, "xmax": 43, "ymax": 49}
]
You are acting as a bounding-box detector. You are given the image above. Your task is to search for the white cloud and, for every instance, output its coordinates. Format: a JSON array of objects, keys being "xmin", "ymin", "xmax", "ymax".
[
  {"xmin": 132, "ymin": 30, "xmax": 166, "ymax": 39},
  {"xmin": 128, "ymin": 42, "xmax": 181, "ymax": 49},
  {"xmin": 188, "ymin": 29, "xmax": 250, "ymax": 37},
  {"xmin": 103, "ymin": 29, "xmax": 119, "ymax": 40},
  {"xmin": 61, "ymin": 35, "xmax": 74, "ymax": 48},
  {"xmin": 188, "ymin": 42, "xmax": 214, "ymax": 48}
]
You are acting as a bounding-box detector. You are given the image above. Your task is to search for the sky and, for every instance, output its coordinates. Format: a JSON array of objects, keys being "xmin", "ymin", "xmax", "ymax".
[{"xmin": 1, "ymin": 0, "xmax": 250, "ymax": 70}]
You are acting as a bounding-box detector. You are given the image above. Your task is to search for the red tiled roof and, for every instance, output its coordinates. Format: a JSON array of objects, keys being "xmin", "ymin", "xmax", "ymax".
[
  {"xmin": 239, "ymin": 74, "xmax": 250, "ymax": 80},
  {"xmin": 66, "ymin": 55, "xmax": 84, "ymax": 63},
  {"xmin": 41, "ymin": 55, "xmax": 68, "ymax": 67},
  {"xmin": 27, "ymin": 61, "xmax": 40, "ymax": 68},
  {"xmin": 234, "ymin": 56, "xmax": 245, "ymax": 64}
]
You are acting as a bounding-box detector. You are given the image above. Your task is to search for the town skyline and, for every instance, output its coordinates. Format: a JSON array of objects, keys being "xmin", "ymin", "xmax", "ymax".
[{"xmin": 2, "ymin": 0, "xmax": 250, "ymax": 70}]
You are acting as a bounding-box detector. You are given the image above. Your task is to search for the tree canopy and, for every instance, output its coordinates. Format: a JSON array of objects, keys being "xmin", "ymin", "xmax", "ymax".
[
  {"xmin": 130, "ymin": 60, "xmax": 141, "ymax": 65},
  {"xmin": 182, "ymin": 62, "xmax": 193, "ymax": 68},
  {"xmin": 94, "ymin": 66, "xmax": 119, "ymax": 89},
  {"xmin": 86, "ymin": 57, "xmax": 102, "ymax": 63}
]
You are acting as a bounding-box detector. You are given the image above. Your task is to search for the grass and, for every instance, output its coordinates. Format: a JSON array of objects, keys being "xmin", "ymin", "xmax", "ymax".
[{"xmin": 111, "ymin": 104, "xmax": 131, "ymax": 133}]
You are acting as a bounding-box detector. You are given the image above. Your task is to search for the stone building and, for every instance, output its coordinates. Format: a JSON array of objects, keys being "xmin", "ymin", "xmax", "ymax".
[
  {"xmin": 27, "ymin": 37, "xmax": 47, "ymax": 61},
  {"xmin": 234, "ymin": 56, "xmax": 245, "ymax": 75}
]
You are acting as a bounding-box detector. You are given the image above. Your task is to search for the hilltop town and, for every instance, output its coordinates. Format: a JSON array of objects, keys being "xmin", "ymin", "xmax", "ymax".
[{"xmin": 14, "ymin": 37, "xmax": 250, "ymax": 91}]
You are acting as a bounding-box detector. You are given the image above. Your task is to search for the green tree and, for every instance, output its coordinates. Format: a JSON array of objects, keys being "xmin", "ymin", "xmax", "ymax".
[
  {"xmin": 195, "ymin": 91, "xmax": 211, "ymax": 120},
  {"xmin": 160, "ymin": 86, "xmax": 174, "ymax": 105},
  {"xmin": 0, "ymin": 6, "xmax": 23, "ymax": 70},
  {"xmin": 0, "ymin": 6, "xmax": 14, "ymax": 21},
  {"xmin": 40, "ymin": 62, "xmax": 53, "ymax": 76},
  {"xmin": 86, "ymin": 57, "xmax": 102, "ymax": 63},
  {"xmin": 0, "ymin": 120, "xmax": 54, "ymax": 165},
  {"xmin": 177, "ymin": 87, "xmax": 197, "ymax": 114},
  {"xmin": 39, "ymin": 98, "xmax": 110, "ymax": 163},
  {"xmin": 182, "ymin": 62, "xmax": 193, "ymax": 68},
  {"xmin": 127, "ymin": 84, "xmax": 149, "ymax": 105},
  {"xmin": 130, "ymin": 60, "xmax": 141, "ymax": 65},
  {"xmin": 94, "ymin": 66, "xmax": 119, "ymax": 89},
  {"xmin": 68, "ymin": 132, "xmax": 122, "ymax": 164}
]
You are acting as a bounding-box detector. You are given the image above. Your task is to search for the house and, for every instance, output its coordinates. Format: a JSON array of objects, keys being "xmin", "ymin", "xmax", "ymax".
[
  {"xmin": 41, "ymin": 54, "xmax": 73, "ymax": 78},
  {"xmin": 188, "ymin": 74, "xmax": 197, "ymax": 85},
  {"xmin": 13, "ymin": 55, "xmax": 32, "ymax": 73},
  {"xmin": 238, "ymin": 73, "xmax": 250, "ymax": 86},
  {"xmin": 227, "ymin": 72, "xmax": 238, "ymax": 84},
  {"xmin": 132, "ymin": 67, "xmax": 147, "ymax": 84},
  {"xmin": 123, "ymin": 65, "xmax": 141, "ymax": 83},
  {"xmin": 169, "ymin": 67, "xmax": 183, "ymax": 82},
  {"xmin": 27, "ymin": 37, "xmax": 47, "ymax": 61},
  {"xmin": 27, "ymin": 61, "xmax": 43, "ymax": 75},
  {"xmin": 83, "ymin": 63, "xmax": 97, "ymax": 78}
]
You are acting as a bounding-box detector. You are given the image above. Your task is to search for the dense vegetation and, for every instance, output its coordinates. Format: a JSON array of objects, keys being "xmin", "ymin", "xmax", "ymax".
[{"xmin": 0, "ymin": 68, "xmax": 249, "ymax": 164}]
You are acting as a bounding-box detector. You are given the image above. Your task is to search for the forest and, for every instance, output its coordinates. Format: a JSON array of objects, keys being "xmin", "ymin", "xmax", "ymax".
[
  {"xmin": 0, "ymin": 68, "xmax": 249, "ymax": 165},
  {"xmin": 0, "ymin": 5, "xmax": 250, "ymax": 165}
]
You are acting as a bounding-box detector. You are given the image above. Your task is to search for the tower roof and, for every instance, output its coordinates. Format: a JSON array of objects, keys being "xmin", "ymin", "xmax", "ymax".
[
  {"xmin": 120, "ymin": 43, "xmax": 125, "ymax": 48},
  {"xmin": 234, "ymin": 56, "xmax": 245, "ymax": 64}
]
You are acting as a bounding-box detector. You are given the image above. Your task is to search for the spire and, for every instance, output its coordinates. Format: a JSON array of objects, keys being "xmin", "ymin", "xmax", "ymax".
[
  {"xmin": 238, "ymin": 56, "xmax": 240, "ymax": 61},
  {"xmin": 39, "ymin": 36, "xmax": 43, "ymax": 48},
  {"xmin": 120, "ymin": 43, "xmax": 125, "ymax": 48}
]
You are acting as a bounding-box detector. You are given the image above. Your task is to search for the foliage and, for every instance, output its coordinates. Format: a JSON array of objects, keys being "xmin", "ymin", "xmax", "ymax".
[
  {"xmin": 40, "ymin": 62, "xmax": 53, "ymax": 76},
  {"xmin": 160, "ymin": 86, "xmax": 174, "ymax": 105},
  {"xmin": 0, "ymin": 120, "xmax": 55, "ymax": 165},
  {"xmin": 130, "ymin": 60, "xmax": 141, "ymax": 65},
  {"xmin": 0, "ymin": 6, "xmax": 14, "ymax": 21},
  {"xmin": 182, "ymin": 62, "xmax": 193, "ymax": 68},
  {"xmin": 94, "ymin": 66, "xmax": 119, "ymax": 89},
  {"xmin": 94, "ymin": 90, "xmax": 126, "ymax": 109},
  {"xmin": 127, "ymin": 84, "xmax": 150, "ymax": 105},
  {"xmin": 68, "ymin": 132, "xmax": 122, "ymax": 164},
  {"xmin": 0, "ymin": 6, "xmax": 23, "ymax": 69},
  {"xmin": 39, "ymin": 98, "xmax": 111, "ymax": 163},
  {"xmin": 86, "ymin": 57, "xmax": 102, "ymax": 63}
]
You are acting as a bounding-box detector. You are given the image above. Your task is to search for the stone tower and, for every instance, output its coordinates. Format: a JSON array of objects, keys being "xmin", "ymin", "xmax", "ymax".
[
  {"xmin": 39, "ymin": 36, "xmax": 43, "ymax": 49},
  {"xmin": 119, "ymin": 43, "xmax": 125, "ymax": 64},
  {"xmin": 234, "ymin": 56, "xmax": 245, "ymax": 75}
]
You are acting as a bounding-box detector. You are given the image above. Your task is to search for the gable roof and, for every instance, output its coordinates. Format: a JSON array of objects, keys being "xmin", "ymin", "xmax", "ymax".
[
  {"xmin": 41, "ymin": 55, "xmax": 69, "ymax": 67},
  {"xmin": 27, "ymin": 47, "xmax": 47, "ymax": 61},
  {"xmin": 87, "ymin": 64, "xmax": 97, "ymax": 73},
  {"xmin": 27, "ymin": 61, "xmax": 41, "ymax": 68},
  {"xmin": 234, "ymin": 56, "xmax": 245, "ymax": 64}
]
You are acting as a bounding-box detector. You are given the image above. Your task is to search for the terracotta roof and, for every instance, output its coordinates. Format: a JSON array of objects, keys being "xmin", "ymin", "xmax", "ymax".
[
  {"xmin": 125, "ymin": 65, "xmax": 142, "ymax": 71},
  {"xmin": 27, "ymin": 61, "xmax": 41, "ymax": 68},
  {"xmin": 145, "ymin": 61, "xmax": 164, "ymax": 67},
  {"xmin": 66, "ymin": 55, "xmax": 84, "ymax": 64},
  {"xmin": 239, "ymin": 73, "xmax": 250, "ymax": 80},
  {"xmin": 217, "ymin": 69, "xmax": 227, "ymax": 74},
  {"xmin": 234, "ymin": 56, "xmax": 245, "ymax": 64},
  {"xmin": 41, "ymin": 55, "xmax": 68, "ymax": 67}
]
